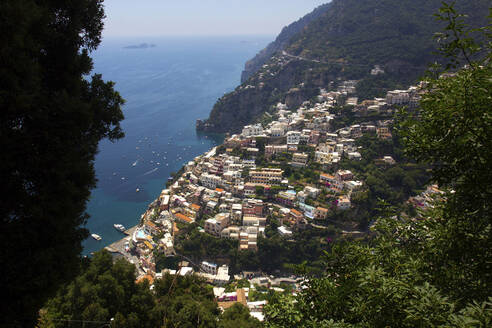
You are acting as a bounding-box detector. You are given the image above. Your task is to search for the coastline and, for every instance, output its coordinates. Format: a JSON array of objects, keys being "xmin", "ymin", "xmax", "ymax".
[
  {"xmin": 82, "ymin": 35, "xmax": 266, "ymax": 256},
  {"xmin": 104, "ymin": 225, "xmax": 137, "ymax": 253},
  {"xmin": 100, "ymin": 148, "xmax": 219, "ymax": 259}
]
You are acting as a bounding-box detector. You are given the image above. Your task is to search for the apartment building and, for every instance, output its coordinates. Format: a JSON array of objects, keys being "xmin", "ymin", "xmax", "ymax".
[
  {"xmin": 249, "ymin": 168, "xmax": 283, "ymax": 185},
  {"xmin": 291, "ymin": 152, "xmax": 308, "ymax": 168},
  {"xmin": 200, "ymin": 173, "xmax": 223, "ymax": 189}
]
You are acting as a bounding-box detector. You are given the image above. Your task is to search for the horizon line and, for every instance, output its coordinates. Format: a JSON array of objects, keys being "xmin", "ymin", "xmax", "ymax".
[{"xmin": 102, "ymin": 34, "xmax": 276, "ymax": 38}]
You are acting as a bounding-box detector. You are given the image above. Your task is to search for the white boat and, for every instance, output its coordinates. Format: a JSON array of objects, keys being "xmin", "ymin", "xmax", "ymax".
[
  {"xmin": 91, "ymin": 233, "xmax": 102, "ymax": 241},
  {"xmin": 114, "ymin": 224, "xmax": 126, "ymax": 232},
  {"xmin": 136, "ymin": 188, "xmax": 140, "ymax": 192}
]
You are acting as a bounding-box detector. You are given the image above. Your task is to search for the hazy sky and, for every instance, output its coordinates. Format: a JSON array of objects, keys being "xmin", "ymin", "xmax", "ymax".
[{"xmin": 102, "ymin": 0, "xmax": 329, "ymax": 37}]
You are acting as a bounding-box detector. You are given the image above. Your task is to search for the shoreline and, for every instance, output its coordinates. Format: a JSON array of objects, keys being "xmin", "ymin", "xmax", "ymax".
[{"xmin": 104, "ymin": 225, "xmax": 138, "ymax": 254}]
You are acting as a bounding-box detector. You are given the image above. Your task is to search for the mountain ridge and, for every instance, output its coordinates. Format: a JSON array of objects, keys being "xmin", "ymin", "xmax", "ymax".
[
  {"xmin": 197, "ymin": 0, "xmax": 489, "ymax": 134},
  {"xmin": 241, "ymin": 2, "xmax": 333, "ymax": 83}
]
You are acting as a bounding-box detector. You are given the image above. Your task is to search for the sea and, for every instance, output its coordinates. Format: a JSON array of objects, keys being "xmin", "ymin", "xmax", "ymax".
[{"xmin": 82, "ymin": 35, "xmax": 271, "ymax": 255}]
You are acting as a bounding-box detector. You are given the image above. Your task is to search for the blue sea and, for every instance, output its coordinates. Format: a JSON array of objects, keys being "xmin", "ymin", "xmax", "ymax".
[{"xmin": 83, "ymin": 35, "xmax": 271, "ymax": 255}]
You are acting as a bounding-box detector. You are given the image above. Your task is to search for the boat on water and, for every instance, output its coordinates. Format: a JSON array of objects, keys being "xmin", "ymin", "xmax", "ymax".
[
  {"xmin": 91, "ymin": 233, "xmax": 102, "ymax": 241},
  {"xmin": 136, "ymin": 188, "xmax": 140, "ymax": 192},
  {"xmin": 114, "ymin": 224, "xmax": 126, "ymax": 232}
]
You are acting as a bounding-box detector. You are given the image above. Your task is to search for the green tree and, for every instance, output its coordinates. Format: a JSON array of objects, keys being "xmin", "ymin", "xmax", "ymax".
[
  {"xmin": 218, "ymin": 303, "xmax": 261, "ymax": 328},
  {"xmin": 44, "ymin": 251, "xmax": 157, "ymax": 328},
  {"xmin": 0, "ymin": 1, "xmax": 125, "ymax": 326},
  {"xmin": 399, "ymin": 5, "xmax": 492, "ymax": 218},
  {"xmin": 397, "ymin": 3, "xmax": 492, "ymax": 303},
  {"xmin": 264, "ymin": 4, "xmax": 492, "ymax": 327}
]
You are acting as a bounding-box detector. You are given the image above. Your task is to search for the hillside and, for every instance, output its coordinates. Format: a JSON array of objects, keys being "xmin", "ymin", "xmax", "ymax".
[
  {"xmin": 241, "ymin": 2, "xmax": 333, "ymax": 83},
  {"xmin": 197, "ymin": 0, "xmax": 489, "ymax": 134}
]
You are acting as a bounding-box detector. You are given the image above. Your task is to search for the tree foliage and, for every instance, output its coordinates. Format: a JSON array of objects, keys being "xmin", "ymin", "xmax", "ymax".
[
  {"xmin": 0, "ymin": 1, "xmax": 124, "ymax": 326},
  {"xmin": 218, "ymin": 303, "xmax": 262, "ymax": 328},
  {"xmin": 41, "ymin": 251, "xmax": 261, "ymax": 328},
  {"xmin": 264, "ymin": 4, "xmax": 492, "ymax": 327}
]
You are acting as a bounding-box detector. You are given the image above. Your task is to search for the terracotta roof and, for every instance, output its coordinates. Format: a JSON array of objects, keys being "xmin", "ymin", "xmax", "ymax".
[
  {"xmin": 191, "ymin": 204, "xmax": 201, "ymax": 211},
  {"xmin": 145, "ymin": 221, "xmax": 157, "ymax": 228},
  {"xmin": 175, "ymin": 213, "xmax": 193, "ymax": 223},
  {"xmin": 290, "ymin": 209, "xmax": 303, "ymax": 217},
  {"xmin": 143, "ymin": 241, "xmax": 154, "ymax": 250}
]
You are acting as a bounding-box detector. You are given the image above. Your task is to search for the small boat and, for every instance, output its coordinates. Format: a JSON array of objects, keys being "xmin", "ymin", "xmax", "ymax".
[
  {"xmin": 91, "ymin": 234, "xmax": 102, "ymax": 241},
  {"xmin": 136, "ymin": 188, "xmax": 140, "ymax": 192},
  {"xmin": 114, "ymin": 224, "xmax": 126, "ymax": 232}
]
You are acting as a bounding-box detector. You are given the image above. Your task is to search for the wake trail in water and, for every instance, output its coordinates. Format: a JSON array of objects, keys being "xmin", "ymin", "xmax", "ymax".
[{"xmin": 142, "ymin": 168, "xmax": 159, "ymax": 176}]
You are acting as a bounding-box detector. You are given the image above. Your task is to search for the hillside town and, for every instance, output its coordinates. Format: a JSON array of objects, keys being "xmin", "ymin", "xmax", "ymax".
[{"xmin": 108, "ymin": 79, "xmax": 428, "ymax": 320}]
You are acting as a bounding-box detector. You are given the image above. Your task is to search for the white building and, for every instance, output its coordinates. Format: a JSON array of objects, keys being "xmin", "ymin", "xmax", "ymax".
[
  {"xmin": 204, "ymin": 218, "xmax": 221, "ymax": 236},
  {"xmin": 346, "ymin": 97, "xmax": 358, "ymax": 106},
  {"xmin": 304, "ymin": 186, "xmax": 321, "ymax": 198},
  {"xmin": 242, "ymin": 123, "xmax": 263, "ymax": 137},
  {"xmin": 270, "ymin": 122, "xmax": 288, "ymax": 137},
  {"xmin": 345, "ymin": 180, "xmax": 363, "ymax": 191},
  {"xmin": 214, "ymin": 265, "xmax": 231, "ymax": 285},
  {"xmin": 347, "ymin": 152, "xmax": 362, "ymax": 160},
  {"xmin": 337, "ymin": 196, "xmax": 351, "ymax": 210},
  {"xmin": 249, "ymin": 168, "xmax": 283, "ymax": 185},
  {"xmin": 200, "ymin": 173, "xmax": 222, "ymax": 189},
  {"xmin": 278, "ymin": 226, "xmax": 293, "ymax": 237},
  {"xmin": 223, "ymin": 170, "xmax": 241, "ymax": 182},
  {"xmin": 371, "ymin": 65, "xmax": 385, "ymax": 75},
  {"xmin": 286, "ymin": 131, "xmax": 301, "ymax": 145},
  {"xmin": 386, "ymin": 90, "xmax": 410, "ymax": 105},
  {"xmin": 276, "ymin": 103, "xmax": 288, "ymax": 111},
  {"xmin": 201, "ymin": 261, "xmax": 218, "ymax": 275},
  {"xmin": 315, "ymin": 151, "xmax": 332, "ymax": 165},
  {"xmin": 291, "ymin": 152, "xmax": 308, "ymax": 167}
]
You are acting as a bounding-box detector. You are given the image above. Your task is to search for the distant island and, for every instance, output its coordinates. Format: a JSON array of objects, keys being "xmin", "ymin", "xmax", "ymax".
[{"xmin": 123, "ymin": 43, "xmax": 156, "ymax": 49}]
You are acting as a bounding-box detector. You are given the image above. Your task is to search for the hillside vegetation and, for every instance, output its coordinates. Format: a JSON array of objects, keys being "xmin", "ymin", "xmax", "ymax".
[
  {"xmin": 197, "ymin": 0, "xmax": 489, "ymax": 134},
  {"xmin": 264, "ymin": 6, "xmax": 492, "ymax": 325},
  {"xmin": 241, "ymin": 2, "xmax": 333, "ymax": 82}
]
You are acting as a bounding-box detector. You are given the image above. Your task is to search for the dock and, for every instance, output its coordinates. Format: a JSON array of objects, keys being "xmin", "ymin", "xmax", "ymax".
[{"xmin": 104, "ymin": 225, "xmax": 139, "ymax": 253}]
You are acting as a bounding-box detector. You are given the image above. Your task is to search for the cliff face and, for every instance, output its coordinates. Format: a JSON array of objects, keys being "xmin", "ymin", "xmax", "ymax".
[
  {"xmin": 200, "ymin": 59, "xmax": 326, "ymax": 133},
  {"xmin": 240, "ymin": 2, "xmax": 333, "ymax": 83},
  {"xmin": 197, "ymin": 0, "xmax": 489, "ymax": 134}
]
